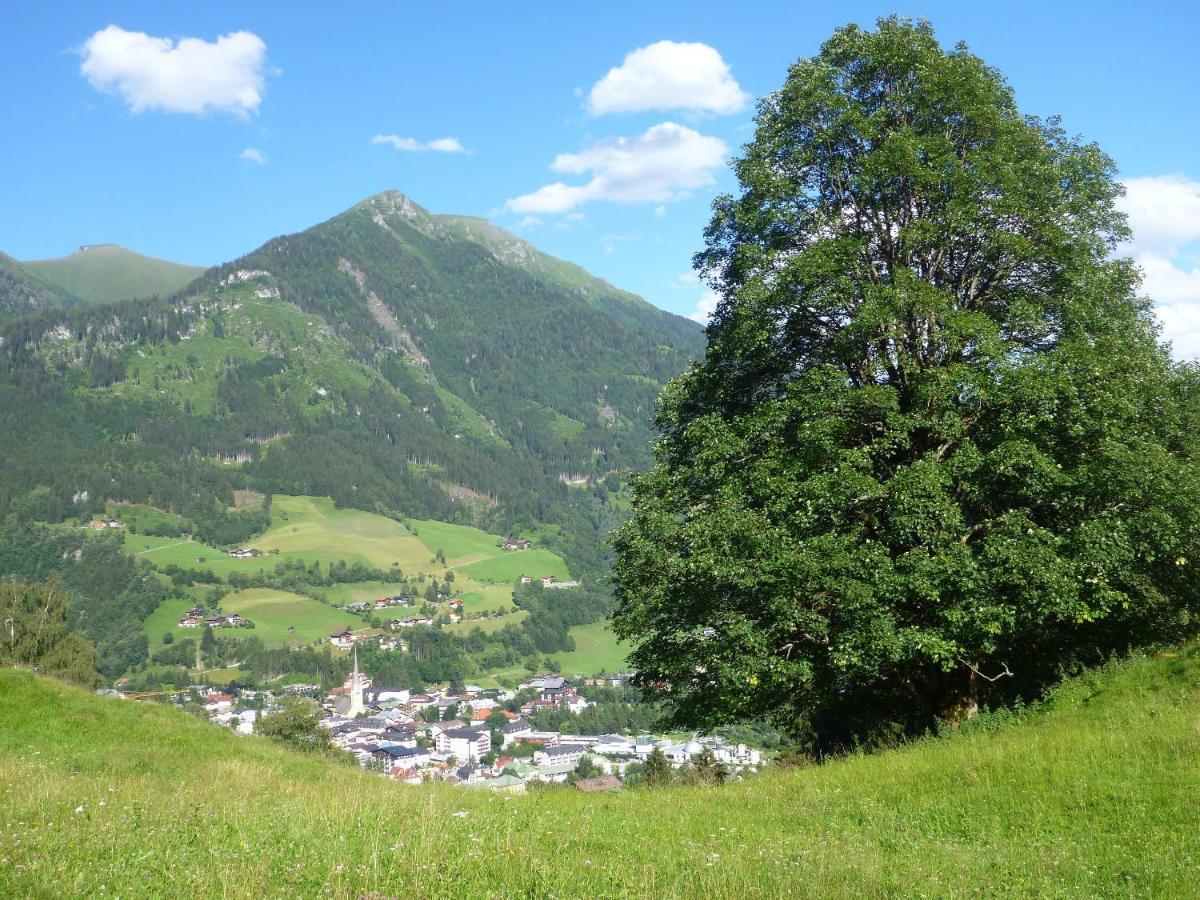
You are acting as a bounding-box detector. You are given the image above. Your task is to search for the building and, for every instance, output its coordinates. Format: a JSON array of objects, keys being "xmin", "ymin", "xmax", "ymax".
[
  {"xmin": 533, "ymin": 743, "xmax": 586, "ymax": 766},
  {"xmin": 330, "ymin": 628, "xmax": 355, "ymax": 649},
  {"xmin": 436, "ymin": 727, "xmax": 492, "ymax": 762}
]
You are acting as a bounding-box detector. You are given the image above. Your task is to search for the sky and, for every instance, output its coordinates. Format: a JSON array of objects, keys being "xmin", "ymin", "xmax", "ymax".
[{"xmin": 1, "ymin": 1, "xmax": 1198, "ymax": 353}]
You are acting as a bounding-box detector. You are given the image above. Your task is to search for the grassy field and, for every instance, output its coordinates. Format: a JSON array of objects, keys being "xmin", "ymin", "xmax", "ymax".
[
  {"xmin": 252, "ymin": 496, "xmax": 428, "ymax": 570},
  {"xmin": 318, "ymin": 581, "xmax": 410, "ymax": 606},
  {"xmin": 121, "ymin": 532, "xmax": 274, "ymax": 577},
  {"xmin": 549, "ymin": 620, "xmax": 630, "ymax": 675},
  {"xmin": 221, "ymin": 588, "xmax": 363, "ymax": 647},
  {"xmin": 3, "ymin": 646, "xmax": 1199, "ymax": 896},
  {"xmin": 457, "ymin": 583, "xmax": 516, "ymax": 614},
  {"xmin": 443, "ymin": 609, "xmax": 528, "ymax": 636},
  {"xmin": 458, "ymin": 548, "xmax": 571, "ymax": 583},
  {"xmin": 142, "ymin": 596, "xmax": 197, "ymax": 651},
  {"xmin": 408, "ymin": 517, "xmax": 510, "ymax": 566}
]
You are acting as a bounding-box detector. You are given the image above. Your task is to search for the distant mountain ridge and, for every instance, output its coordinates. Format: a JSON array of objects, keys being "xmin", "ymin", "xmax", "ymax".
[{"xmin": 21, "ymin": 244, "xmax": 205, "ymax": 306}]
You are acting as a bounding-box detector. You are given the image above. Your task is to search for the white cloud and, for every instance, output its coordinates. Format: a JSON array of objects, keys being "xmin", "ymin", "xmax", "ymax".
[
  {"xmin": 654, "ymin": 205, "xmax": 668, "ymax": 218},
  {"xmin": 239, "ymin": 147, "xmax": 266, "ymax": 165},
  {"xmin": 516, "ymin": 216, "xmax": 542, "ymax": 229},
  {"xmin": 587, "ymin": 40, "xmax": 748, "ymax": 116},
  {"xmin": 686, "ymin": 289, "xmax": 721, "ymax": 324},
  {"xmin": 80, "ymin": 25, "xmax": 266, "ymax": 117},
  {"xmin": 1118, "ymin": 175, "xmax": 1200, "ymax": 359},
  {"xmin": 371, "ymin": 134, "xmax": 467, "ymax": 154},
  {"xmin": 506, "ymin": 122, "xmax": 726, "ymax": 214},
  {"xmin": 670, "ymin": 272, "xmax": 700, "ymax": 290}
]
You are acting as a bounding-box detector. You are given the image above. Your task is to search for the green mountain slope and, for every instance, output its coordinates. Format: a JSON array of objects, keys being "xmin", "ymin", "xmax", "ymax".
[
  {"xmin": 22, "ymin": 243, "xmax": 205, "ymax": 305},
  {"xmin": 2, "ymin": 646, "xmax": 1197, "ymax": 897},
  {"xmin": 0, "ymin": 191, "xmax": 704, "ymax": 576},
  {"xmin": 0, "ymin": 250, "xmax": 86, "ymax": 318}
]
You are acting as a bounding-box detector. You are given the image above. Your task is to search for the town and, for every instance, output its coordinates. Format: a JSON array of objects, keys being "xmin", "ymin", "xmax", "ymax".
[{"xmin": 151, "ymin": 655, "xmax": 764, "ymax": 793}]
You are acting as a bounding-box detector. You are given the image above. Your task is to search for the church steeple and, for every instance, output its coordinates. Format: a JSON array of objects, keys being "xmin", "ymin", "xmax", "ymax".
[{"xmin": 348, "ymin": 646, "xmax": 366, "ymax": 718}]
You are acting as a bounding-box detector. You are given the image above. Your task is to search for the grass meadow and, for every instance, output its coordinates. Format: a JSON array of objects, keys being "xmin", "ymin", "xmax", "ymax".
[
  {"xmin": 220, "ymin": 588, "xmax": 363, "ymax": 647},
  {"xmin": 2, "ymin": 646, "xmax": 1198, "ymax": 896}
]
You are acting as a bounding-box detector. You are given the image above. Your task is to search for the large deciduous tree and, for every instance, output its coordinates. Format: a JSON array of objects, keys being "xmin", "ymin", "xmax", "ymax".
[{"xmin": 611, "ymin": 17, "xmax": 1200, "ymax": 750}]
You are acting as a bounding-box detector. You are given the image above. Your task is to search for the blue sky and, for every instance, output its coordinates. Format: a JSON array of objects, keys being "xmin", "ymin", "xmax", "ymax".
[{"xmin": 1, "ymin": 1, "xmax": 1198, "ymax": 350}]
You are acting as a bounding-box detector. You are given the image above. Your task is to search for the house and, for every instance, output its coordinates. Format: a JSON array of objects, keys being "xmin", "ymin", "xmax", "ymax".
[
  {"xmin": 534, "ymin": 743, "xmax": 586, "ymax": 766},
  {"xmin": 178, "ymin": 616, "xmax": 200, "ymax": 628},
  {"xmin": 229, "ymin": 548, "xmax": 261, "ymax": 559},
  {"xmin": 436, "ymin": 727, "xmax": 491, "ymax": 762},
  {"xmin": 521, "ymin": 730, "xmax": 561, "ymax": 747},
  {"xmin": 225, "ymin": 613, "xmax": 244, "ymax": 626},
  {"xmin": 574, "ymin": 775, "xmax": 622, "ymax": 792},
  {"xmin": 374, "ymin": 598, "xmax": 392, "ymax": 609},
  {"xmin": 471, "ymin": 707, "xmax": 514, "ymax": 724},
  {"xmin": 205, "ymin": 616, "xmax": 228, "ymax": 628},
  {"xmin": 519, "ymin": 575, "xmax": 533, "ymax": 585},
  {"xmin": 330, "ymin": 628, "xmax": 355, "ymax": 649},
  {"xmin": 540, "ymin": 575, "xmax": 558, "ymax": 587},
  {"xmin": 365, "ymin": 686, "xmax": 410, "ymax": 705},
  {"xmin": 500, "ymin": 718, "xmax": 533, "ymax": 747},
  {"xmin": 187, "ymin": 607, "xmax": 205, "ymax": 618},
  {"xmin": 448, "ymin": 599, "xmax": 464, "ymax": 612},
  {"xmin": 203, "ymin": 694, "xmax": 234, "ymax": 713}
]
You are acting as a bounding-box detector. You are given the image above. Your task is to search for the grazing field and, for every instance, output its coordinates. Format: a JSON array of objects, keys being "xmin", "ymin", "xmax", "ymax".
[
  {"xmin": 317, "ymin": 581, "xmax": 410, "ymax": 606},
  {"xmin": 142, "ymin": 597, "xmax": 197, "ymax": 651},
  {"xmin": 549, "ymin": 620, "xmax": 629, "ymax": 675},
  {"xmin": 251, "ymin": 496, "xmax": 428, "ymax": 570},
  {"xmin": 456, "ymin": 583, "xmax": 515, "ymax": 614},
  {"xmin": 220, "ymin": 588, "xmax": 362, "ymax": 647},
  {"xmin": 3, "ymin": 647, "xmax": 1199, "ymax": 896},
  {"xmin": 407, "ymin": 518, "xmax": 510, "ymax": 566},
  {"xmin": 444, "ymin": 609, "xmax": 528, "ymax": 636},
  {"xmin": 120, "ymin": 532, "xmax": 272, "ymax": 577},
  {"xmin": 457, "ymin": 548, "xmax": 571, "ymax": 584}
]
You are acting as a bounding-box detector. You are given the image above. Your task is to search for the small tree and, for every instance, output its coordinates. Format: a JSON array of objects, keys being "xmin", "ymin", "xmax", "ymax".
[
  {"xmin": 162, "ymin": 631, "xmax": 174, "ymax": 645},
  {"xmin": 575, "ymin": 754, "xmax": 601, "ymax": 780},
  {"xmin": 688, "ymin": 749, "xmax": 727, "ymax": 786},
  {"xmin": 256, "ymin": 698, "xmax": 340, "ymax": 759},
  {"xmin": 642, "ymin": 747, "xmax": 673, "ymax": 788}
]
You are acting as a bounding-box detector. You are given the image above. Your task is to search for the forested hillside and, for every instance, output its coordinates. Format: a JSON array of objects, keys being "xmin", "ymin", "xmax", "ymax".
[
  {"xmin": 0, "ymin": 192, "xmax": 703, "ymax": 579},
  {"xmin": 0, "ymin": 251, "xmax": 86, "ymax": 319}
]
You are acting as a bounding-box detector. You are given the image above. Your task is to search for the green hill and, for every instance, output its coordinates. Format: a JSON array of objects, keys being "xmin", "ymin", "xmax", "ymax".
[
  {"xmin": 0, "ymin": 250, "xmax": 86, "ymax": 318},
  {"xmin": 21, "ymin": 244, "xmax": 205, "ymax": 305},
  {"xmin": 2, "ymin": 646, "xmax": 1197, "ymax": 897}
]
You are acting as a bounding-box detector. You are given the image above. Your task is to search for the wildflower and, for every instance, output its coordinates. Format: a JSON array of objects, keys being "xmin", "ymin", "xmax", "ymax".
[
  {"xmin": 74, "ymin": 805, "xmax": 84, "ymax": 814},
  {"xmin": 451, "ymin": 811, "xmax": 469, "ymax": 818}
]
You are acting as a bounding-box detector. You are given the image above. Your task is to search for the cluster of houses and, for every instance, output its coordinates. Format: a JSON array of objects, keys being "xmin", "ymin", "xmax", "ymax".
[
  {"xmin": 311, "ymin": 667, "xmax": 763, "ymax": 792},
  {"xmin": 86, "ymin": 519, "xmax": 125, "ymax": 531},
  {"xmin": 518, "ymin": 574, "xmax": 582, "ymax": 590},
  {"xmin": 227, "ymin": 547, "xmax": 263, "ymax": 559},
  {"xmin": 500, "ymin": 538, "xmax": 533, "ymax": 551},
  {"xmin": 178, "ymin": 607, "xmax": 247, "ymax": 629}
]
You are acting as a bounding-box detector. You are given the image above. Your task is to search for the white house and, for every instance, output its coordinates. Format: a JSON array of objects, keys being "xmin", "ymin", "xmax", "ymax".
[{"xmin": 533, "ymin": 743, "xmax": 586, "ymax": 767}]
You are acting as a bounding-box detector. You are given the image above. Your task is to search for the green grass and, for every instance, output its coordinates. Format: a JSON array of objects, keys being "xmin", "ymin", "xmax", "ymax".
[
  {"xmin": 549, "ymin": 620, "xmax": 629, "ymax": 675},
  {"xmin": 252, "ymin": 495, "xmax": 429, "ymax": 570},
  {"xmin": 407, "ymin": 517, "xmax": 512, "ymax": 566},
  {"xmin": 3, "ymin": 646, "xmax": 1200, "ymax": 896},
  {"xmin": 317, "ymin": 581, "xmax": 411, "ymax": 606},
  {"xmin": 221, "ymin": 588, "xmax": 363, "ymax": 647},
  {"xmin": 457, "ymin": 548, "xmax": 570, "ymax": 584},
  {"xmin": 456, "ymin": 583, "xmax": 515, "ymax": 614},
  {"xmin": 121, "ymin": 532, "xmax": 273, "ymax": 577},
  {"xmin": 142, "ymin": 596, "xmax": 197, "ymax": 652},
  {"xmin": 444, "ymin": 609, "xmax": 528, "ymax": 636}
]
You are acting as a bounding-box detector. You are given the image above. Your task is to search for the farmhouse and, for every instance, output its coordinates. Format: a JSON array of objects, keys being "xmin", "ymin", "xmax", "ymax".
[
  {"xmin": 178, "ymin": 616, "xmax": 200, "ymax": 628},
  {"xmin": 330, "ymin": 629, "xmax": 355, "ymax": 649},
  {"xmin": 229, "ymin": 548, "xmax": 261, "ymax": 559}
]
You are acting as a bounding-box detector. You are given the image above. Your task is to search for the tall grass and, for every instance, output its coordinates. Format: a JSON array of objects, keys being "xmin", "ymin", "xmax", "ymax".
[{"xmin": 2, "ymin": 645, "xmax": 1198, "ymax": 897}]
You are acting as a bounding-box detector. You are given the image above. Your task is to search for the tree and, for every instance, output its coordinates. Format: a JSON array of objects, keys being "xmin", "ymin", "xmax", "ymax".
[
  {"xmin": 612, "ymin": 17, "xmax": 1200, "ymax": 751},
  {"xmin": 162, "ymin": 631, "xmax": 174, "ymax": 645},
  {"xmin": 687, "ymin": 749, "xmax": 727, "ymax": 786},
  {"xmin": 0, "ymin": 577, "xmax": 102, "ymax": 687},
  {"xmin": 575, "ymin": 754, "xmax": 601, "ymax": 780},
  {"xmin": 257, "ymin": 697, "xmax": 342, "ymax": 759},
  {"xmin": 642, "ymin": 747, "xmax": 673, "ymax": 788}
]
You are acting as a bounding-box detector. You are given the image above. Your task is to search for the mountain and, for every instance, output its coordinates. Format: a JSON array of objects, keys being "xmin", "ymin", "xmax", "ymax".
[
  {"xmin": 21, "ymin": 243, "xmax": 205, "ymax": 306},
  {"xmin": 3, "ymin": 644, "xmax": 1197, "ymax": 895},
  {"xmin": 0, "ymin": 191, "xmax": 704, "ymax": 575},
  {"xmin": 0, "ymin": 250, "xmax": 86, "ymax": 318}
]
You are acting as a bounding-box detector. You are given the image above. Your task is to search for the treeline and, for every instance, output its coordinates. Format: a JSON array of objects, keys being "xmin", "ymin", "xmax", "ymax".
[{"xmin": 0, "ymin": 522, "xmax": 165, "ymax": 678}]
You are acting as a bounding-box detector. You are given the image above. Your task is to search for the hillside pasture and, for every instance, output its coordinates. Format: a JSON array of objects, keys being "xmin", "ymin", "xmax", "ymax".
[
  {"xmin": 252, "ymin": 496, "xmax": 428, "ymax": 571},
  {"xmin": 220, "ymin": 588, "xmax": 362, "ymax": 647},
  {"xmin": 457, "ymin": 548, "xmax": 570, "ymax": 584},
  {"xmin": 3, "ymin": 647, "xmax": 1199, "ymax": 896},
  {"xmin": 549, "ymin": 620, "xmax": 629, "ymax": 675}
]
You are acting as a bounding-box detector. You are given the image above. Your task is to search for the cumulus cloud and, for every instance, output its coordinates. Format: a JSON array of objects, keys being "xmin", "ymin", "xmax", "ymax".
[
  {"xmin": 587, "ymin": 40, "xmax": 748, "ymax": 116},
  {"xmin": 1117, "ymin": 175, "xmax": 1200, "ymax": 358},
  {"xmin": 371, "ymin": 134, "xmax": 467, "ymax": 153},
  {"xmin": 80, "ymin": 25, "xmax": 266, "ymax": 116},
  {"xmin": 506, "ymin": 122, "xmax": 726, "ymax": 214},
  {"xmin": 239, "ymin": 147, "xmax": 266, "ymax": 165},
  {"xmin": 687, "ymin": 289, "xmax": 721, "ymax": 324}
]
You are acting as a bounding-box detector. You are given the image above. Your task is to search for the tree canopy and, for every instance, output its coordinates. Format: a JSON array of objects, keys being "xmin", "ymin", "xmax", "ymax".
[{"xmin": 612, "ymin": 17, "xmax": 1200, "ymax": 750}]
